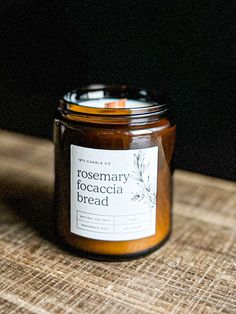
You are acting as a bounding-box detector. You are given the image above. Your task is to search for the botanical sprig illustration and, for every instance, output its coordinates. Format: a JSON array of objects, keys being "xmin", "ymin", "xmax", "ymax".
[{"xmin": 131, "ymin": 150, "xmax": 156, "ymax": 208}]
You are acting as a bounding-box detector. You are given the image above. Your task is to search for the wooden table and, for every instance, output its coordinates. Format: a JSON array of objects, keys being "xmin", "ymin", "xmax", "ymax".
[{"xmin": 0, "ymin": 130, "xmax": 235, "ymax": 314}]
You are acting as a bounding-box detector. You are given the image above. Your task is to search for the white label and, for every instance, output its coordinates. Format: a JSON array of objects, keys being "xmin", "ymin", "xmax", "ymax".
[{"xmin": 70, "ymin": 145, "xmax": 158, "ymax": 241}]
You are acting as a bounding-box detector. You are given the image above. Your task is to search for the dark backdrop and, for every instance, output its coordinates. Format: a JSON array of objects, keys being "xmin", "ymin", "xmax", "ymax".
[{"xmin": 0, "ymin": 0, "xmax": 235, "ymax": 180}]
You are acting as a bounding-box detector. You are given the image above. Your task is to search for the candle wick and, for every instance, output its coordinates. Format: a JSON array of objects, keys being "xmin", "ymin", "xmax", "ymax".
[{"xmin": 105, "ymin": 98, "xmax": 127, "ymax": 108}]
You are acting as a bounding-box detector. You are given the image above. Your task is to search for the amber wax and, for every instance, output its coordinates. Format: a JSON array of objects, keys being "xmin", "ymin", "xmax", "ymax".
[{"xmin": 54, "ymin": 85, "xmax": 176, "ymax": 260}]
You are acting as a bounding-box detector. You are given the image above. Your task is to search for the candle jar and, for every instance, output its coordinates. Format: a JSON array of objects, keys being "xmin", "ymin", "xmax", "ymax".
[{"xmin": 54, "ymin": 85, "xmax": 176, "ymax": 260}]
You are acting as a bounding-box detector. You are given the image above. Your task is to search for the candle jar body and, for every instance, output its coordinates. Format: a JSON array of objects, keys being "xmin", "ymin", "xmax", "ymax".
[{"xmin": 54, "ymin": 87, "xmax": 176, "ymax": 260}]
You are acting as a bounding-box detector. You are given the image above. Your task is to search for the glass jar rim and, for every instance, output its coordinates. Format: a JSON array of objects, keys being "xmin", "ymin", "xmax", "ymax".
[{"xmin": 60, "ymin": 85, "xmax": 169, "ymax": 117}]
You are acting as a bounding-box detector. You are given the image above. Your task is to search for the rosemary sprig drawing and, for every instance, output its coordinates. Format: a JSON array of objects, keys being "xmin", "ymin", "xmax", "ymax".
[{"xmin": 131, "ymin": 150, "xmax": 156, "ymax": 208}]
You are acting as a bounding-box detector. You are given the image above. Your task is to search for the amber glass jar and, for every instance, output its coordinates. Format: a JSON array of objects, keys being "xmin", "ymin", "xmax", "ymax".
[{"xmin": 54, "ymin": 85, "xmax": 176, "ymax": 261}]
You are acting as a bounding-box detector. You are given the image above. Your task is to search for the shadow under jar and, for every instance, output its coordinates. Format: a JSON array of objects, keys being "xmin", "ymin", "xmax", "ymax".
[{"xmin": 54, "ymin": 85, "xmax": 176, "ymax": 261}]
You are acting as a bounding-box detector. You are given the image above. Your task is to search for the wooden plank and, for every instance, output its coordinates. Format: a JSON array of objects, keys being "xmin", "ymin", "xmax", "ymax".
[{"xmin": 0, "ymin": 130, "xmax": 235, "ymax": 314}]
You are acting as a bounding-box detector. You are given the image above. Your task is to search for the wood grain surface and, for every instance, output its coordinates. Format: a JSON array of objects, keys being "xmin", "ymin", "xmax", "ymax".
[{"xmin": 0, "ymin": 130, "xmax": 235, "ymax": 314}]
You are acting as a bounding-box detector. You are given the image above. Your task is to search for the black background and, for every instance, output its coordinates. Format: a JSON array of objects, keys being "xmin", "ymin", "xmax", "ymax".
[{"xmin": 0, "ymin": 0, "xmax": 235, "ymax": 180}]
